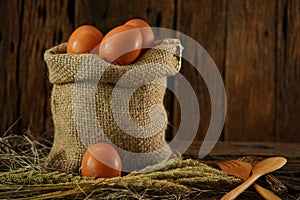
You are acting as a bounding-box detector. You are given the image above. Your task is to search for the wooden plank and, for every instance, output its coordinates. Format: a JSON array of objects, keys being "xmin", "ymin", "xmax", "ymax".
[
  {"xmin": 184, "ymin": 141, "xmax": 300, "ymax": 159},
  {"xmin": 18, "ymin": 0, "xmax": 73, "ymax": 136},
  {"xmin": 1, "ymin": 0, "xmax": 299, "ymax": 145},
  {"xmin": 175, "ymin": 0, "xmax": 227, "ymax": 142},
  {"xmin": 225, "ymin": 0, "xmax": 277, "ymax": 141},
  {"xmin": 74, "ymin": 0, "xmax": 175, "ymax": 140},
  {"xmin": 276, "ymin": 0, "xmax": 300, "ymax": 142},
  {"xmin": 0, "ymin": 0, "xmax": 22, "ymax": 136},
  {"xmin": 75, "ymin": 0, "xmax": 175, "ymax": 32}
]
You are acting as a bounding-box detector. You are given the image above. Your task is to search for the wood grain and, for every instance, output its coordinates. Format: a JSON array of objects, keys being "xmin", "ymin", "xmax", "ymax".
[
  {"xmin": 185, "ymin": 141, "xmax": 300, "ymax": 159},
  {"xmin": 75, "ymin": 0, "xmax": 175, "ymax": 32},
  {"xmin": 276, "ymin": 0, "xmax": 300, "ymax": 142},
  {"xmin": 175, "ymin": 0, "xmax": 227, "ymax": 142},
  {"xmin": 225, "ymin": 0, "xmax": 277, "ymax": 141},
  {"xmin": 0, "ymin": 0, "xmax": 299, "ymax": 143},
  {"xmin": 17, "ymin": 0, "xmax": 73, "ymax": 136},
  {"xmin": 0, "ymin": 0, "xmax": 23, "ymax": 135}
]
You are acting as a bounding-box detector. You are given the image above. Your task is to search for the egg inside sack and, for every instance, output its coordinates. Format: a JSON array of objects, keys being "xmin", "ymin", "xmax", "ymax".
[
  {"xmin": 67, "ymin": 25, "xmax": 103, "ymax": 54},
  {"xmin": 125, "ymin": 18, "xmax": 155, "ymax": 49},
  {"xmin": 81, "ymin": 143, "xmax": 122, "ymax": 178},
  {"xmin": 99, "ymin": 25, "xmax": 142, "ymax": 65}
]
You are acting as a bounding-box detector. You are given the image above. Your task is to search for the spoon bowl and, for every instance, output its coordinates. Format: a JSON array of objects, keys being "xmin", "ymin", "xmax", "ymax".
[{"xmin": 252, "ymin": 157, "xmax": 287, "ymax": 175}]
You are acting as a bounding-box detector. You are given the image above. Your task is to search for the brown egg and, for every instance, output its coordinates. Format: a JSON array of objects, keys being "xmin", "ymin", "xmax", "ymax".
[
  {"xmin": 67, "ymin": 25, "xmax": 103, "ymax": 54},
  {"xmin": 125, "ymin": 18, "xmax": 155, "ymax": 48},
  {"xmin": 81, "ymin": 143, "xmax": 122, "ymax": 178},
  {"xmin": 99, "ymin": 25, "xmax": 142, "ymax": 65}
]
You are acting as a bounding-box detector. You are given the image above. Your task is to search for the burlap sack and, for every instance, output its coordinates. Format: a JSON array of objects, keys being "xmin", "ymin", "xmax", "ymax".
[{"xmin": 44, "ymin": 38, "xmax": 182, "ymax": 173}]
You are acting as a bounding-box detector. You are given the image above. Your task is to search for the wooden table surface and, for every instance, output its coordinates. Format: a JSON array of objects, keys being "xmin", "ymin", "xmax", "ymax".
[{"xmin": 182, "ymin": 141, "xmax": 300, "ymax": 200}]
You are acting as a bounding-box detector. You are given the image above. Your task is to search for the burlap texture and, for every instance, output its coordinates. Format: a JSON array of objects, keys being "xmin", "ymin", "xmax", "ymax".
[{"xmin": 44, "ymin": 39, "xmax": 182, "ymax": 173}]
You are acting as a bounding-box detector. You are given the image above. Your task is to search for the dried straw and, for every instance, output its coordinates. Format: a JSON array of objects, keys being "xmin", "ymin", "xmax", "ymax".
[{"xmin": 0, "ymin": 134, "xmax": 242, "ymax": 199}]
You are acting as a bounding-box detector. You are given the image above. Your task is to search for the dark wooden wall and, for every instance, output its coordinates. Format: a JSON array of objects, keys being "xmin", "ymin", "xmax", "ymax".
[{"xmin": 0, "ymin": 0, "xmax": 299, "ymax": 142}]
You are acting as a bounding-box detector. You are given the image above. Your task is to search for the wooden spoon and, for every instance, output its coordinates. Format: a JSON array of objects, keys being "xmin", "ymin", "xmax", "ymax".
[
  {"xmin": 221, "ymin": 157, "xmax": 287, "ymax": 200},
  {"xmin": 218, "ymin": 160, "xmax": 281, "ymax": 200}
]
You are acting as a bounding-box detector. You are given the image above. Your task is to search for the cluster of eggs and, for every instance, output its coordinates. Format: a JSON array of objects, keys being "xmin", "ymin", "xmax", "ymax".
[{"xmin": 67, "ymin": 18, "xmax": 154, "ymax": 65}]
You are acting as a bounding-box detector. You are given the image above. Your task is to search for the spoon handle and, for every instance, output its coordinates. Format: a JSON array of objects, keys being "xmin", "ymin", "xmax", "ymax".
[
  {"xmin": 221, "ymin": 174, "xmax": 260, "ymax": 200},
  {"xmin": 253, "ymin": 183, "xmax": 281, "ymax": 200}
]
